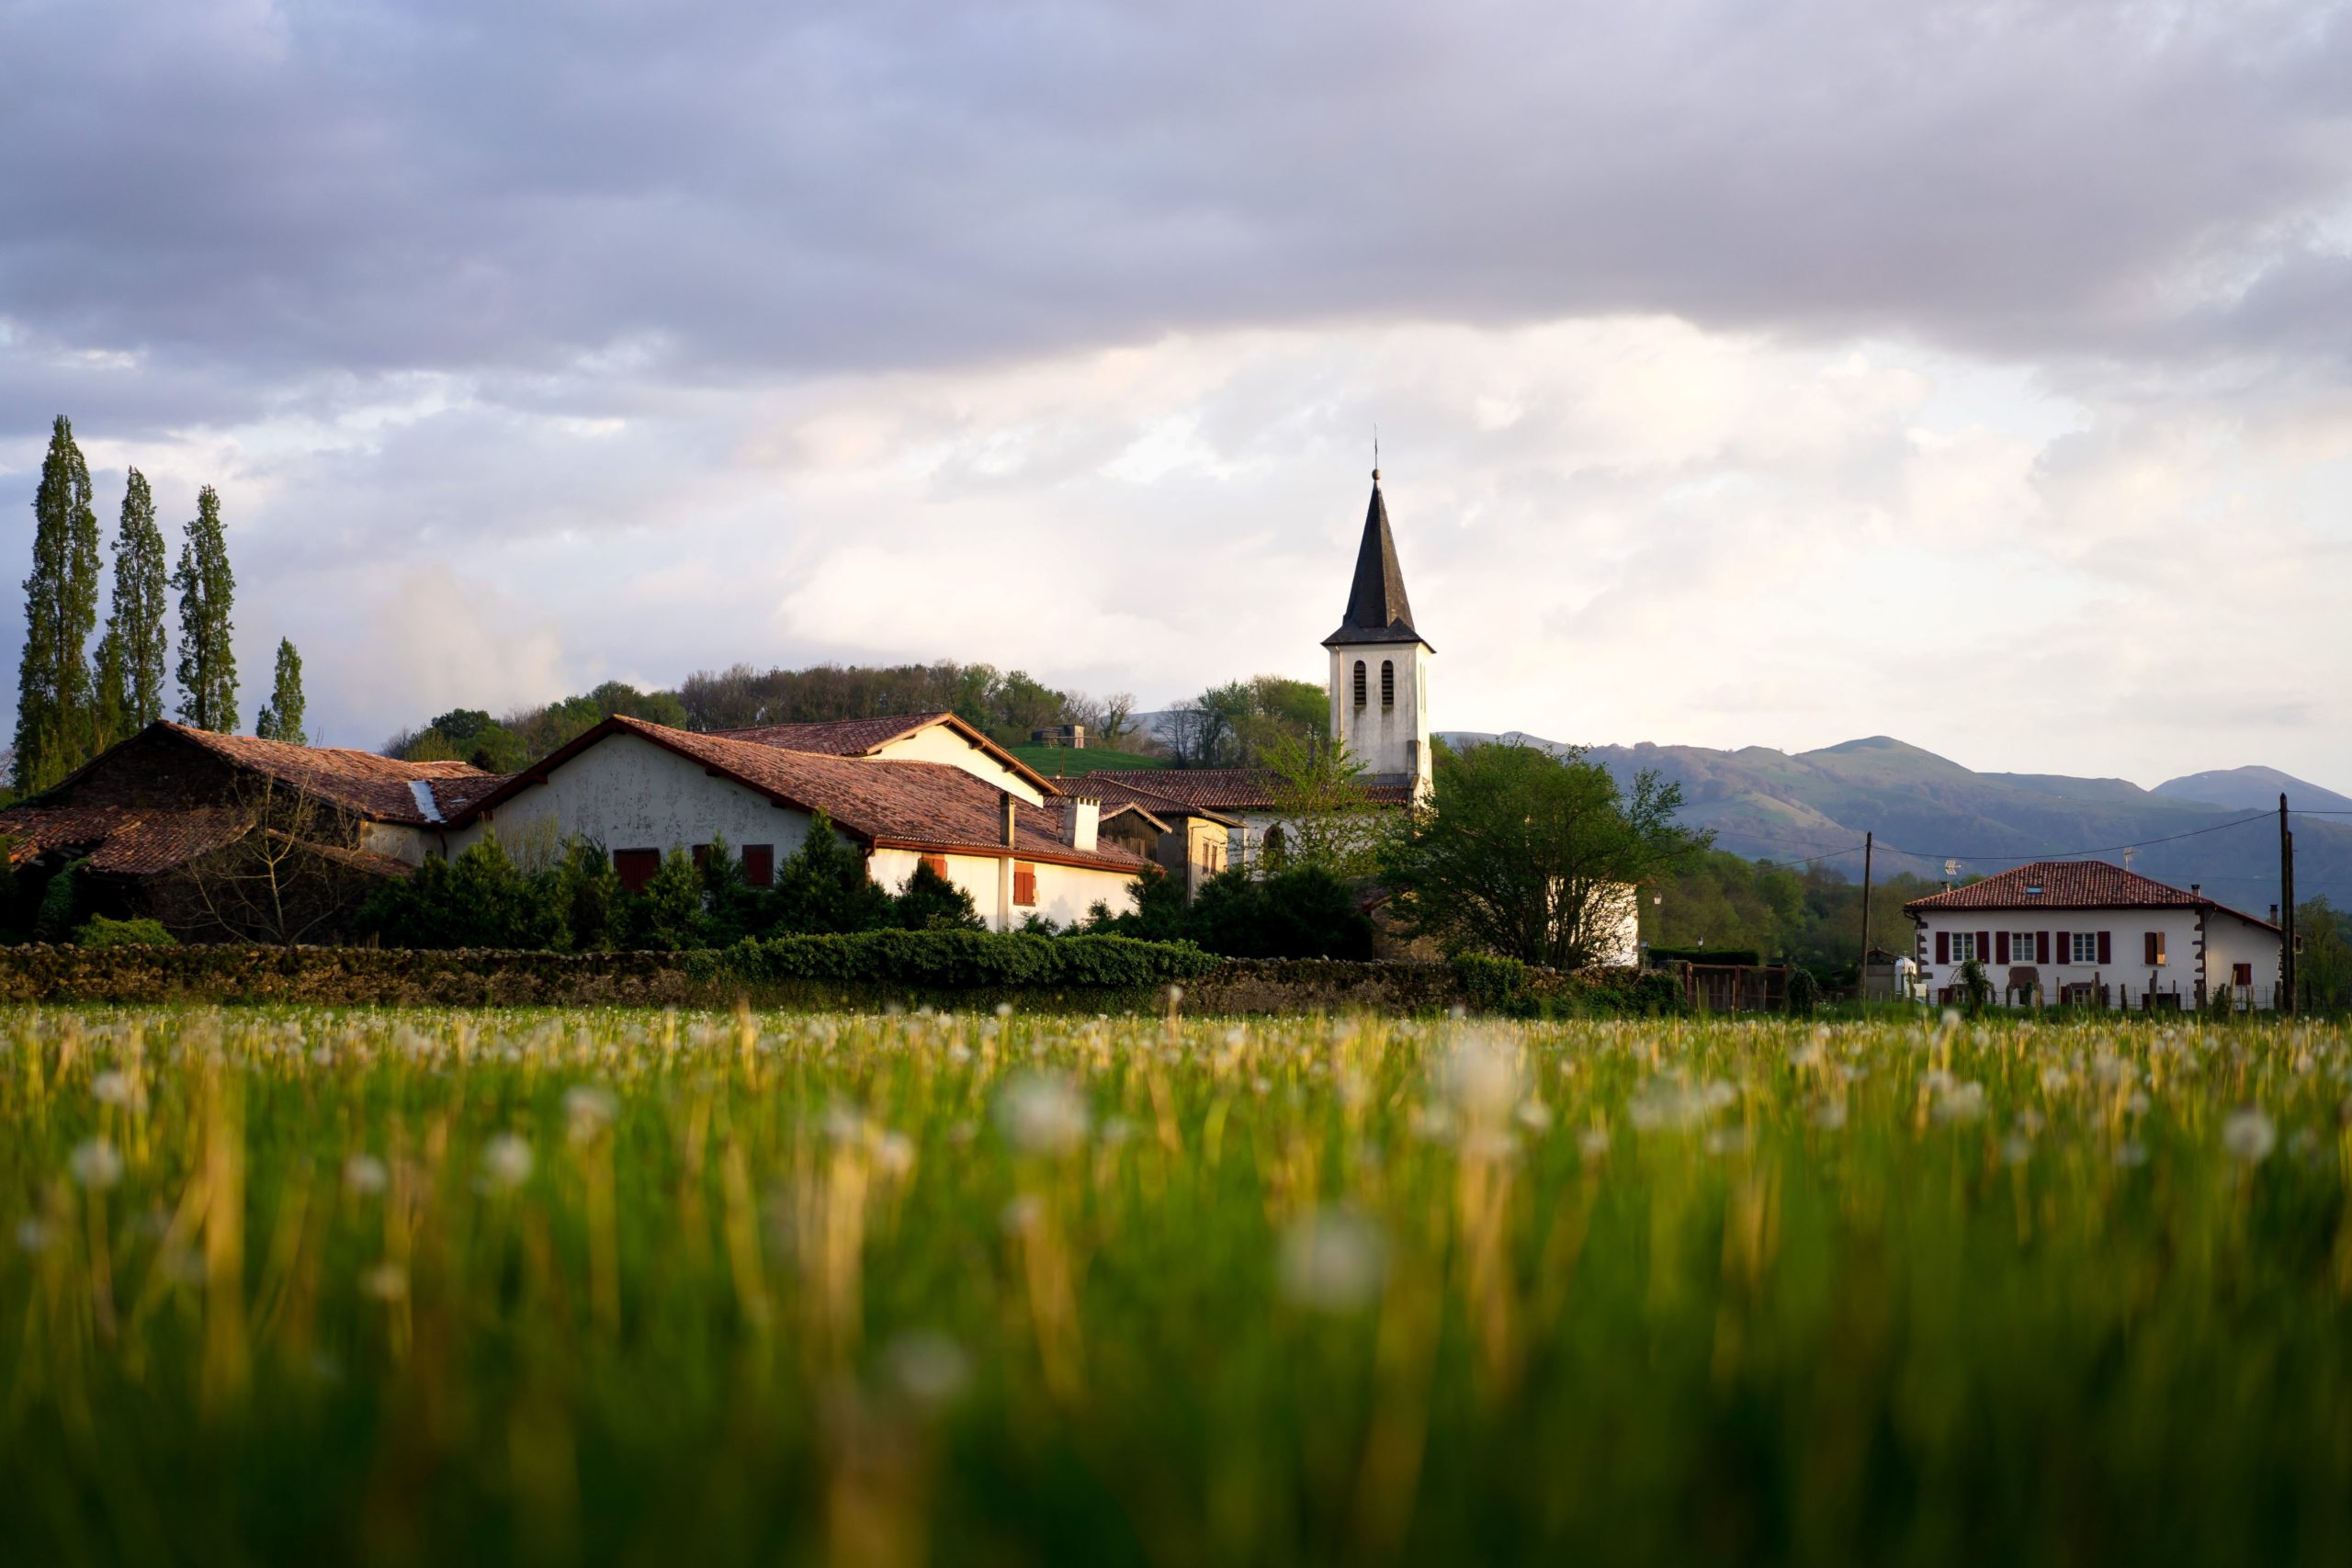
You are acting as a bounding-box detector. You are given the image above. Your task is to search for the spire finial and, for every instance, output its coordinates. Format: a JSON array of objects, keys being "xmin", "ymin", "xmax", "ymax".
[{"xmin": 1372, "ymin": 425, "xmax": 1380, "ymax": 481}]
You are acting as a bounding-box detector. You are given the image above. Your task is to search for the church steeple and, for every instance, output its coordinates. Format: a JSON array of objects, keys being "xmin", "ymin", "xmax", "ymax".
[
  {"xmin": 1323, "ymin": 470, "xmax": 1431, "ymax": 649},
  {"xmin": 1321, "ymin": 468, "xmax": 1434, "ymax": 798}
]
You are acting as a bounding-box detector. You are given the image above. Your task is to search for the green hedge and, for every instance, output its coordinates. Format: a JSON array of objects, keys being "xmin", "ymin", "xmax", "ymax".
[{"xmin": 694, "ymin": 930, "xmax": 1222, "ymax": 988}]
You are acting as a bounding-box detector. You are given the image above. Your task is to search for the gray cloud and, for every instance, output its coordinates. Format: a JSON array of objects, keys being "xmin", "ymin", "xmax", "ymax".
[{"xmin": 5, "ymin": 0, "xmax": 2351, "ymax": 421}]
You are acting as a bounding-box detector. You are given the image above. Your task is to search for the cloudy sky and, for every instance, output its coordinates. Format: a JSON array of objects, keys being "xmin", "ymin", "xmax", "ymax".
[{"xmin": 6, "ymin": 0, "xmax": 2352, "ymax": 785}]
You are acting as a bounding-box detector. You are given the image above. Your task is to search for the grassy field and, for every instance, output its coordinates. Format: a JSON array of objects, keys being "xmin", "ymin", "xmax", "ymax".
[
  {"xmin": 6, "ymin": 1005, "xmax": 2352, "ymax": 1566},
  {"xmin": 1005, "ymin": 743, "xmax": 1169, "ymax": 775}
]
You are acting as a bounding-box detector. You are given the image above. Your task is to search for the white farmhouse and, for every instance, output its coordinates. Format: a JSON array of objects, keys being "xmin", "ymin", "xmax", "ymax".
[
  {"xmin": 441, "ymin": 713, "xmax": 1146, "ymax": 931},
  {"xmin": 1905, "ymin": 860, "xmax": 2287, "ymax": 1010}
]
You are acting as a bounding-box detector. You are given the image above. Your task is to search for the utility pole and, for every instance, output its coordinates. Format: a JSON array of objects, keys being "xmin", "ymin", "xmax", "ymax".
[
  {"xmin": 2280, "ymin": 793, "xmax": 2298, "ymax": 1015},
  {"xmin": 1860, "ymin": 831, "xmax": 1874, "ymax": 999}
]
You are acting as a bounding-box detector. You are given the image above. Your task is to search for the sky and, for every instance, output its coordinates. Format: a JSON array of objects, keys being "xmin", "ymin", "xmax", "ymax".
[{"xmin": 5, "ymin": 0, "xmax": 2352, "ymax": 787}]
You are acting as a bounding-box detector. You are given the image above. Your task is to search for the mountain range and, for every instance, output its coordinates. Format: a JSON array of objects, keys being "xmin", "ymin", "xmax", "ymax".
[{"xmin": 1439, "ymin": 733, "xmax": 2352, "ymax": 915}]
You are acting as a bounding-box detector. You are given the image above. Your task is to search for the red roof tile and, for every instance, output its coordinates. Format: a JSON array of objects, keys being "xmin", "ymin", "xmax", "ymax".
[
  {"xmin": 1066, "ymin": 773, "xmax": 1241, "ymax": 826},
  {"xmin": 1904, "ymin": 860, "xmax": 2279, "ymax": 931},
  {"xmin": 162, "ymin": 724, "xmax": 503, "ymax": 825},
  {"xmin": 1088, "ymin": 767, "xmax": 1416, "ymax": 812},
  {"xmin": 461, "ymin": 716, "xmax": 1148, "ymax": 875},
  {"xmin": 713, "ymin": 711, "xmax": 1058, "ymax": 796}
]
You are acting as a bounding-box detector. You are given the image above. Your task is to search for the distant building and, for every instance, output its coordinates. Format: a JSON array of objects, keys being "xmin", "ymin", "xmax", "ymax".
[
  {"xmin": 1905, "ymin": 860, "xmax": 2286, "ymax": 1010},
  {"xmin": 447, "ymin": 714, "xmax": 1146, "ymax": 931},
  {"xmin": 1030, "ymin": 724, "xmax": 1086, "ymax": 749}
]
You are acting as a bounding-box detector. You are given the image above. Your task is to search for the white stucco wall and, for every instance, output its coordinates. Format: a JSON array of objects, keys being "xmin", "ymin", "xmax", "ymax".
[
  {"xmin": 1911, "ymin": 905, "xmax": 2279, "ymax": 1010},
  {"xmin": 2205, "ymin": 908, "xmax": 2286, "ymax": 1009},
  {"xmin": 446, "ymin": 731, "xmax": 819, "ymax": 864},
  {"xmin": 361, "ymin": 821, "xmax": 433, "ymax": 866},
  {"xmin": 1328, "ymin": 644, "xmax": 1431, "ymax": 792},
  {"xmin": 867, "ymin": 728, "xmax": 1045, "ymax": 807},
  {"xmin": 1590, "ymin": 884, "xmax": 1640, "ymax": 968},
  {"xmin": 867, "ymin": 846, "xmax": 1136, "ymax": 931}
]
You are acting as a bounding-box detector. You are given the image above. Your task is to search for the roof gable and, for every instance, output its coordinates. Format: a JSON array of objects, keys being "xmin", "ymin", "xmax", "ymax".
[{"xmin": 713, "ymin": 711, "xmax": 1057, "ymax": 798}]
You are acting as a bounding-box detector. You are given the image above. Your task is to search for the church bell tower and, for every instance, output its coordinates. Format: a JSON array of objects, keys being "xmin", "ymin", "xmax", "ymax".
[{"xmin": 1323, "ymin": 469, "xmax": 1433, "ymax": 799}]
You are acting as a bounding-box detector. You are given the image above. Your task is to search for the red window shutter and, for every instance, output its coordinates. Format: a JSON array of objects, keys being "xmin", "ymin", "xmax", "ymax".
[
  {"xmin": 922, "ymin": 854, "xmax": 948, "ymax": 879},
  {"xmin": 614, "ymin": 849, "xmax": 660, "ymax": 894},
  {"xmin": 1996, "ymin": 931, "xmax": 2010, "ymax": 964},
  {"xmin": 742, "ymin": 844, "xmax": 775, "ymax": 887},
  {"xmin": 1977, "ymin": 931, "xmax": 1991, "ymax": 964},
  {"xmin": 2097, "ymin": 931, "xmax": 2111, "ymax": 965},
  {"xmin": 2054, "ymin": 931, "xmax": 2069, "ymax": 965},
  {"xmin": 691, "ymin": 843, "xmax": 709, "ymax": 872},
  {"xmin": 1013, "ymin": 864, "xmax": 1038, "ymax": 907},
  {"xmin": 2037, "ymin": 931, "xmax": 2050, "ymax": 964},
  {"xmin": 1936, "ymin": 931, "xmax": 1950, "ymax": 964},
  {"xmin": 2143, "ymin": 931, "xmax": 2156, "ymax": 965}
]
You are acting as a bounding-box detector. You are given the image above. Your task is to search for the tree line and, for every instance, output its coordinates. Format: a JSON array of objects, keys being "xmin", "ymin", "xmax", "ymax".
[{"xmin": 13, "ymin": 416, "xmax": 305, "ymax": 794}]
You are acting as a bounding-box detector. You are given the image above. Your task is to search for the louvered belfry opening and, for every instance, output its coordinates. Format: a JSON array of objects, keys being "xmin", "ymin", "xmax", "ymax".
[
  {"xmin": 1380, "ymin": 660, "xmax": 1395, "ymax": 709},
  {"xmin": 1352, "ymin": 660, "xmax": 1367, "ymax": 708}
]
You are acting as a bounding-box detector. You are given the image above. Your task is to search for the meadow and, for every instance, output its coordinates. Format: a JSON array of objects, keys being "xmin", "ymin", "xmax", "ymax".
[{"xmin": 5, "ymin": 1002, "xmax": 2351, "ymax": 1567}]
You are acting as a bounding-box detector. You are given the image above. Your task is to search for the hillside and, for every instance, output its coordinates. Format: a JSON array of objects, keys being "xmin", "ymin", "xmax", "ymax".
[
  {"xmin": 1441, "ymin": 732, "xmax": 2352, "ymax": 913},
  {"xmin": 2153, "ymin": 765, "xmax": 2352, "ymax": 815}
]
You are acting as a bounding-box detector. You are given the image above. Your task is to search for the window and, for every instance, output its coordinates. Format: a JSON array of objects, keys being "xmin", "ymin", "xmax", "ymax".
[
  {"xmin": 1949, "ymin": 931, "xmax": 1978, "ymax": 963},
  {"xmin": 742, "ymin": 844, "xmax": 775, "ymax": 887},
  {"xmin": 1013, "ymin": 863, "xmax": 1038, "ymax": 907},
  {"xmin": 2232, "ymin": 962, "xmax": 2254, "ymax": 989},
  {"xmin": 1381, "ymin": 660, "xmax": 1395, "ymax": 709},
  {"xmin": 691, "ymin": 843, "xmax": 710, "ymax": 872},
  {"xmin": 2143, "ymin": 931, "xmax": 2166, "ymax": 966},
  {"xmin": 1352, "ymin": 660, "xmax": 1367, "ymax": 708},
  {"xmin": 614, "ymin": 848, "xmax": 660, "ymax": 894},
  {"xmin": 2011, "ymin": 931, "xmax": 2037, "ymax": 964},
  {"xmin": 2071, "ymin": 932, "xmax": 2099, "ymax": 964}
]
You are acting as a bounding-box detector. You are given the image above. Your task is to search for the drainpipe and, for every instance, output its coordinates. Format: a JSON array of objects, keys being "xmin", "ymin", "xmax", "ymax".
[{"xmin": 998, "ymin": 789, "xmax": 1017, "ymax": 932}]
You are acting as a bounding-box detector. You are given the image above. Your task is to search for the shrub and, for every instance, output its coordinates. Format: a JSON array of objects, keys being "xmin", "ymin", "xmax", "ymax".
[
  {"xmin": 73, "ymin": 915, "xmax": 176, "ymax": 948},
  {"xmin": 1787, "ymin": 966, "xmax": 1821, "ymax": 1018},
  {"xmin": 1453, "ymin": 953, "xmax": 1530, "ymax": 1013},
  {"xmin": 1184, "ymin": 865, "xmax": 1374, "ymax": 961},
  {"xmin": 718, "ymin": 929, "xmax": 1219, "ymax": 988},
  {"xmin": 35, "ymin": 860, "xmax": 92, "ymax": 942},
  {"xmin": 894, "ymin": 859, "xmax": 984, "ymax": 931},
  {"xmin": 622, "ymin": 848, "xmax": 708, "ymax": 951}
]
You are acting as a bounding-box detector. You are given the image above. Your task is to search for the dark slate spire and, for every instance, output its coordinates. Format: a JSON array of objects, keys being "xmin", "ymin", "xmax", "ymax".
[{"xmin": 1323, "ymin": 469, "xmax": 1431, "ymax": 649}]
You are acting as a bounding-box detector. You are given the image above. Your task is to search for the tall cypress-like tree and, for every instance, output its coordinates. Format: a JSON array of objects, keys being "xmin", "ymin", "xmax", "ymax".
[
  {"xmin": 13, "ymin": 415, "xmax": 103, "ymax": 791},
  {"xmin": 172, "ymin": 484, "xmax": 237, "ymax": 732},
  {"xmin": 254, "ymin": 638, "xmax": 306, "ymax": 745},
  {"xmin": 101, "ymin": 467, "xmax": 169, "ymax": 730}
]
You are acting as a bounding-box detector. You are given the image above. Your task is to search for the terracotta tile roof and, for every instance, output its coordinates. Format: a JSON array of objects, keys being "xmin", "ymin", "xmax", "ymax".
[
  {"xmin": 1904, "ymin": 860, "xmax": 2280, "ymax": 932},
  {"xmin": 712, "ymin": 711, "xmax": 1059, "ymax": 796},
  {"xmin": 1, "ymin": 804, "xmax": 250, "ymax": 874},
  {"xmin": 1064, "ymin": 773, "xmax": 1241, "ymax": 826},
  {"xmin": 1096, "ymin": 800, "xmax": 1172, "ymax": 836},
  {"xmin": 1088, "ymin": 767, "xmax": 1417, "ymax": 813},
  {"xmin": 163, "ymin": 724, "xmax": 503, "ymax": 825},
  {"xmin": 461, "ymin": 717, "xmax": 1148, "ymax": 875}
]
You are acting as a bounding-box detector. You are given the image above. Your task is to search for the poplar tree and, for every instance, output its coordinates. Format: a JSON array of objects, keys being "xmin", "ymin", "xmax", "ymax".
[
  {"xmin": 254, "ymin": 638, "xmax": 307, "ymax": 745},
  {"xmin": 172, "ymin": 485, "xmax": 238, "ymax": 732},
  {"xmin": 13, "ymin": 416, "xmax": 102, "ymax": 791},
  {"xmin": 101, "ymin": 467, "xmax": 169, "ymax": 730}
]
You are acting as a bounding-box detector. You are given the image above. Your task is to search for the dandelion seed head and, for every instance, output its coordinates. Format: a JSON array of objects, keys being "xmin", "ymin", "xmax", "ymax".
[
  {"xmin": 996, "ymin": 1072, "xmax": 1091, "ymax": 1156},
  {"xmin": 1278, "ymin": 1208, "xmax": 1387, "ymax": 1314},
  {"xmin": 69, "ymin": 1138, "xmax": 123, "ymax": 1190},
  {"xmin": 885, "ymin": 1330, "xmax": 972, "ymax": 1407},
  {"xmin": 480, "ymin": 1133, "xmax": 534, "ymax": 1192},
  {"xmin": 2222, "ymin": 1107, "xmax": 2277, "ymax": 1165},
  {"xmin": 343, "ymin": 1154, "xmax": 389, "ymax": 1195}
]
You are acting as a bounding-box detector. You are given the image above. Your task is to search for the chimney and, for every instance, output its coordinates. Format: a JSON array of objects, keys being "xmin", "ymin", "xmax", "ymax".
[
  {"xmin": 2270, "ymin": 904, "xmax": 2280, "ymax": 925},
  {"xmin": 2190, "ymin": 884, "xmax": 2200, "ymax": 898},
  {"xmin": 1001, "ymin": 790, "xmax": 1018, "ymax": 849},
  {"xmin": 1067, "ymin": 796, "xmax": 1100, "ymax": 853}
]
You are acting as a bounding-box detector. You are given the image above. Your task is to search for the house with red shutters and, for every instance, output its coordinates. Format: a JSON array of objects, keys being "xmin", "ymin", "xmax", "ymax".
[{"xmin": 1905, "ymin": 860, "xmax": 2287, "ymax": 1010}]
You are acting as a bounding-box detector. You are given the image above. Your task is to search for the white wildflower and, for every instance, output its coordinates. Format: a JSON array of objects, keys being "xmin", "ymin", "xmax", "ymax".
[
  {"xmin": 69, "ymin": 1138, "xmax": 123, "ymax": 1190},
  {"xmin": 1811, "ymin": 1100, "xmax": 1849, "ymax": 1132},
  {"xmin": 2112, "ymin": 1140, "xmax": 2149, "ymax": 1168},
  {"xmin": 1277, "ymin": 1208, "xmax": 1387, "ymax": 1314},
  {"xmin": 15, "ymin": 1217, "xmax": 52, "ymax": 1253},
  {"xmin": 480, "ymin": 1133, "xmax": 535, "ymax": 1192},
  {"xmin": 1442, "ymin": 1036, "xmax": 1521, "ymax": 1122},
  {"xmin": 91, "ymin": 1069, "xmax": 143, "ymax": 1109},
  {"xmin": 343, "ymin": 1154, "xmax": 389, "ymax": 1195},
  {"xmin": 996, "ymin": 1072, "xmax": 1091, "ymax": 1156},
  {"xmin": 1577, "ymin": 1126, "xmax": 1611, "ymax": 1163},
  {"xmin": 1932, "ymin": 1081, "xmax": 1986, "ymax": 1125},
  {"xmin": 874, "ymin": 1130, "xmax": 917, "ymax": 1177},
  {"xmin": 1514, "ymin": 1099, "xmax": 1555, "ymax": 1133},
  {"xmin": 2222, "ymin": 1107, "xmax": 2277, "ymax": 1165},
  {"xmin": 563, "ymin": 1085, "xmax": 619, "ymax": 1143},
  {"xmin": 2002, "ymin": 1135, "xmax": 2034, "ymax": 1166},
  {"xmin": 884, "ymin": 1330, "xmax": 972, "ymax": 1407},
  {"xmin": 1000, "ymin": 1194, "xmax": 1045, "ymax": 1235}
]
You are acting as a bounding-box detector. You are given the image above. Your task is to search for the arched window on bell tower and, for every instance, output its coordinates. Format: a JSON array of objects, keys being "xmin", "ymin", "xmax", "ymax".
[
  {"xmin": 1380, "ymin": 660, "xmax": 1395, "ymax": 709},
  {"xmin": 1352, "ymin": 660, "xmax": 1367, "ymax": 708}
]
